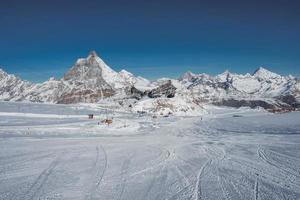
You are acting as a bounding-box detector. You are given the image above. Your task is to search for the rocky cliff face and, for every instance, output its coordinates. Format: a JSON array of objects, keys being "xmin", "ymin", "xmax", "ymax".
[
  {"xmin": 57, "ymin": 51, "xmax": 115, "ymax": 103},
  {"xmin": 148, "ymin": 80, "xmax": 176, "ymax": 98}
]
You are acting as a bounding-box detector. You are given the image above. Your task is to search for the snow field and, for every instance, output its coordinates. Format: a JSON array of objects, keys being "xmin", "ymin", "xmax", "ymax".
[{"xmin": 0, "ymin": 102, "xmax": 299, "ymax": 200}]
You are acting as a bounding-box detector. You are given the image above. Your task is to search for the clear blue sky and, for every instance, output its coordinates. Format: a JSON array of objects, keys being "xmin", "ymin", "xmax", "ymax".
[{"xmin": 0, "ymin": 0, "xmax": 299, "ymax": 82}]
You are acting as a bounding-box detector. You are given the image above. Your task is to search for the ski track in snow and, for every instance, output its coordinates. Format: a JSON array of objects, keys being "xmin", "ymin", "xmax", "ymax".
[
  {"xmin": 22, "ymin": 153, "xmax": 63, "ymax": 200},
  {"xmin": 0, "ymin": 103, "xmax": 300, "ymax": 200},
  {"xmin": 254, "ymin": 173, "xmax": 259, "ymax": 200},
  {"xmin": 194, "ymin": 158, "xmax": 212, "ymax": 200},
  {"xmin": 87, "ymin": 145, "xmax": 107, "ymax": 200},
  {"xmin": 96, "ymin": 145, "xmax": 108, "ymax": 187}
]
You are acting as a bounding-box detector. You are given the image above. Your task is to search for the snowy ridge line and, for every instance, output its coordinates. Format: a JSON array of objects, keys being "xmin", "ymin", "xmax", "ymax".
[{"xmin": 1, "ymin": 51, "xmax": 300, "ymax": 116}]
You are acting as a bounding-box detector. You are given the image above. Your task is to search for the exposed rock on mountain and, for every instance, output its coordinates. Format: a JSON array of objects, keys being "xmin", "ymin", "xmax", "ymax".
[
  {"xmin": 58, "ymin": 51, "xmax": 115, "ymax": 103},
  {"xmin": 148, "ymin": 80, "xmax": 176, "ymax": 98},
  {"xmin": 213, "ymin": 99, "xmax": 276, "ymax": 110},
  {"xmin": 276, "ymin": 95, "xmax": 300, "ymax": 109},
  {"xmin": 125, "ymin": 86, "xmax": 145, "ymax": 100}
]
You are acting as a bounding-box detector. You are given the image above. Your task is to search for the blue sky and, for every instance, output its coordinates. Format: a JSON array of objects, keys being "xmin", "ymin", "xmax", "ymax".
[{"xmin": 0, "ymin": 0, "xmax": 300, "ymax": 82}]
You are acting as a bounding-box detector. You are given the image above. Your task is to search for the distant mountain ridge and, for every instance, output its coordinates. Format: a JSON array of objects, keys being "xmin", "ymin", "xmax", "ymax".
[
  {"xmin": 177, "ymin": 67, "xmax": 300, "ymax": 112},
  {"xmin": 1, "ymin": 51, "xmax": 299, "ymax": 114},
  {"xmin": 182, "ymin": 67, "xmax": 300, "ymax": 99}
]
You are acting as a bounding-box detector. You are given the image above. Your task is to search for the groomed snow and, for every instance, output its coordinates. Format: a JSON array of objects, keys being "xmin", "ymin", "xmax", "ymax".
[{"xmin": 0, "ymin": 102, "xmax": 299, "ymax": 200}]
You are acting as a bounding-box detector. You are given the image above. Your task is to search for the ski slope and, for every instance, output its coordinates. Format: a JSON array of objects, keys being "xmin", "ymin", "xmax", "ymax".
[{"xmin": 0, "ymin": 102, "xmax": 299, "ymax": 200}]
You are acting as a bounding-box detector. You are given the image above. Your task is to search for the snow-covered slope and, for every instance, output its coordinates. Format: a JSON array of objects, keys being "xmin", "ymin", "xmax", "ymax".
[
  {"xmin": 132, "ymin": 95, "xmax": 207, "ymax": 116},
  {"xmin": 0, "ymin": 69, "xmax": 32, "ymax": 101}
]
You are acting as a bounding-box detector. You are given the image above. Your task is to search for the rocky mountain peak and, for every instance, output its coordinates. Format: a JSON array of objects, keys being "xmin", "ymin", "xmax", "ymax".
[
  {"xmin": 216, "ymin": 70, "xmax": 232, "ymax": 82},
  {"xmin": 86, "ymin": 50, "xmax": 106, "ymax": 66},
  {"xmin": 89, "ymin": 50, "xmax": 98, "ymax": 57},
  {"xmin": 63, "ymin": 51, "xmax": 113, "ymax": 82},
  {"xmin": 179, "ymin": 71, "xmax": 196, "ymax": 81},
  {"xmin": 253, "ymin": 67, "xmax": 281, "ymax": 80}
]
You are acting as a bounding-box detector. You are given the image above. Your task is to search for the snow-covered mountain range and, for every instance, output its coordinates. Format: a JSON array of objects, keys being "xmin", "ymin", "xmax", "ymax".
[{"xmin": 1, "ymin": 51, "xmax": 299, "ymax": 115}]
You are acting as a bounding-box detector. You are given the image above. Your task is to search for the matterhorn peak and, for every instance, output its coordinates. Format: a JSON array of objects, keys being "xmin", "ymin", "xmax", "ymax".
[
  {"xmin": 89, "ymin": 50, "xmax": 98, "ymax": 57},
  {"xmin": 64, "ymin": 50, "xmax": 116, "ymax": 82},
  {"xmin": 86, "ymin": 50, "xmax": 100, "ymax": 60},
  {"xmin": 86, "ymin": 50, "xmax": 105, "ymax": 64}
]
